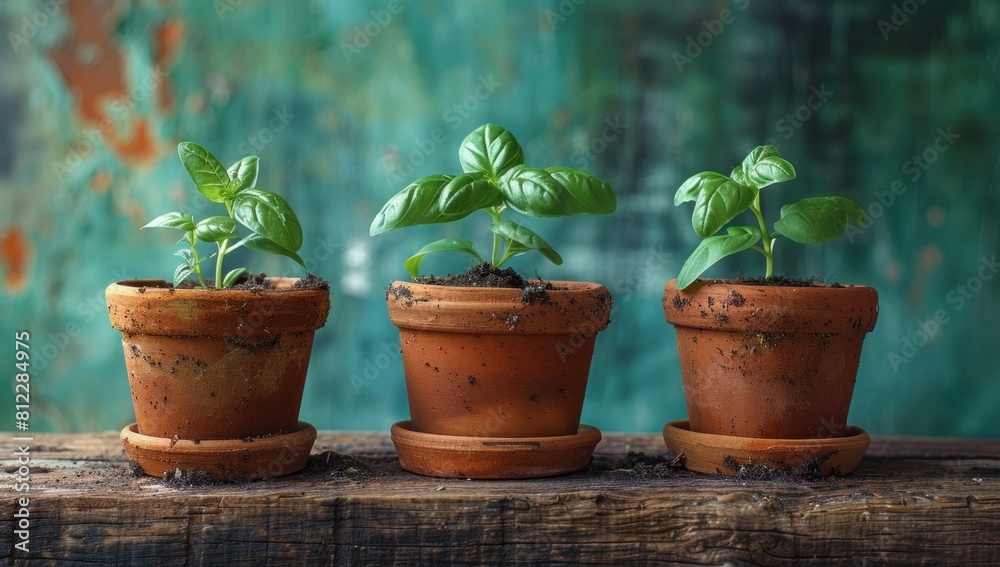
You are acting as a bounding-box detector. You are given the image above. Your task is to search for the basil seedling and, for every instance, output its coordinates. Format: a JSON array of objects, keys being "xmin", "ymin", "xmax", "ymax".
[
  {"xmin": 674, "ymin": 145, "xmax": 865, "ymax": 289},
  {"xmin": 142, "ymin": 142, "xmax": 306, "ymax": 288},
  {"xmin": 370, "ymin": 123, "xmax": 618, "ymax": 277}
]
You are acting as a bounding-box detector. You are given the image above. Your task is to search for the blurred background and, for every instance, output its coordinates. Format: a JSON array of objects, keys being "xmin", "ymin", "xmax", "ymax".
[{"xmin": 1, "ymin": 0, "xmax": 998, "ymax": 437}]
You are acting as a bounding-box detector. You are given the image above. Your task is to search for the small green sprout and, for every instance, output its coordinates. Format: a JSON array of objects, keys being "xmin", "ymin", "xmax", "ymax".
[
  {"xmin": 143, "ymin": 142, "xmax": 307, "ymax": 288},
  {"xmin": 674, "ymin": 145, "xmax": 865, "ymax": 289},
  {"xmin": 370, "ymin": 123, "xmax": 618, "ymax": 277}
]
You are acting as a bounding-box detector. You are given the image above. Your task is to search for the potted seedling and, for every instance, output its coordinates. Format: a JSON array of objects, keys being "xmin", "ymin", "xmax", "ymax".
[
  {"xmin": 370, "ymin": 123, "xmax": 617, "ymax": 479},
  {"xmin": 662, "ymin": 145, "xmax": 878, "ymax": 476},
  {"xmin": 106, "ymin": 142, "xmax": 330, "ymax": 481}
]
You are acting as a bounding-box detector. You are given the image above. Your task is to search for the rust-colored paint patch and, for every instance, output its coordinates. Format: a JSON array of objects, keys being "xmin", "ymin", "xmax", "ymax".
[
  {"xmin": 48, "ymin": 0, "xmax": 175, "ymax": 166},
  {"xmin": 1, "ymin": 227, "xmax": 33, "ymax": 293},
  {"xmin": 91, "ymin": 170, "xmax": 112, "ymax": 193},
  {"xmin": 108, "ymin": 120, "xmax": 159, "ymax": 165},
  {"xmin": 154, "ymin": 18, "xmax": 184, "ymax": 111}
]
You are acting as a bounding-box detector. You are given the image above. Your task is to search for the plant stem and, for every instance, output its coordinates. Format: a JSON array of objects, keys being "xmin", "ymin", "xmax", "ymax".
[
  {"xmin": 751, "ymin": 193, "xmax": 774, "ymax": 278},
  {"xmin": 215, "ymin": 239, "xmax": 229, "ymax": 288},
  {"xmin": 486, "ymin": 208, "xmax": 504, "ymax": 266},
  {"xmin": 191, "ymin": 241, "xmax": 207, "ymax": 288}
]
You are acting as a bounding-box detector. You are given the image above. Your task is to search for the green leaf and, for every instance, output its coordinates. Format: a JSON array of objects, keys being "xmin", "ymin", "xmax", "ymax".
[
  {"xmin": 741, "ymin": 145, "xmax": 795, "ymax": 188},
  {"xmin": 689, "ymin": 175, "xmax": 756, "ymax": 238},
  {"xmin": 174, "ymin": 249, "xmax": 194, "ymax": 265},
  {"xmin": 499, "ymin": 165, "xmax": 567, "ymax": 217},
  {"xmin": 369, "ymin": 173, "xmax": 501, "ymax": 235},
  {"xmin": 730, "ymin": 166, "xmax": 749, "ymax": 187},
  {"xmin": 676, "ymin": 226, "xmax": 762, "ymax": 289},
  {"xmin": 222, "ymin": 267, "xmax": 248, "ymax": 287},
  {"xmin": 241, "ymin": 235, "xmax": 306, "ymax": 268},
  {"xmin": 675, "ymin": 171, "xmax": 730, "ymax": 206},
  {"xmin": 233, "ymin": 188, "xmax": 304, "ymax": 252},
  {"xmin": 178, "ymin": 142, "xmax": 230, "ymax": 203},
  {"xmin": 173, "ymin": 264, "xmax": 193, "ymax": 288},
  {"xmin": 194, "ymin": 216, "xmax": 239, "ymax": 243},
  {"xmin": 227, "ymin": 156, "xmax": 259, "ymax": 193},
  {"xmin": 773, "ymin": 196, "xmax": 865, "ymax": 244},
  {"xmin": 404, "ymin": 238, "xmax": 483, "ymax": 278},
  {"xmin": 142, "ymin": 212, "xmax": 196, "ymax": 232},
  {"xmin": 490, "ymin": 221, "xmax": 563, "ymax": 266},
  {"xmin": 740, "ymin": 145, "xmax": 781, "ymax": 173},
  {"xmin": 544, "ymin": 166, "xmax": 617, "ymax": 215},
  {"xmin": 458, "ymin": 123, "xmax": 524, "ymax": 179},
  {"xmin": 370, "ymin": 174, "xmax": 452, "ymax": 235},
  {"xmin": 438, "ymin": 173, "xmax": 503, "ymax": 218}
]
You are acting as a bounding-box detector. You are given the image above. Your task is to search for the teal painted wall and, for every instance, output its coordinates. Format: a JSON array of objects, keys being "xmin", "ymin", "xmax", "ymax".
[{"xmin": 1, "ymin": 0, "xmax": 998, "ymax": 436}]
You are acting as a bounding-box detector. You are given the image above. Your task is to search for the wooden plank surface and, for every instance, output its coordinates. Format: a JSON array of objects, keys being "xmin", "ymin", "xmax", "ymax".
[{"xmin": 2, "ymin": 432, "xmax": 999, "ymax": 566}]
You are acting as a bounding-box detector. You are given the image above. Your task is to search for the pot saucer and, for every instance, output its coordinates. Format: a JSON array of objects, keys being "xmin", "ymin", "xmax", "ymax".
[
  {"xmin": 663, "ymin": 420, "xmax": 870, "ymax": 476},
  {"xmin": 121, "ymin": 421, "xmax": 316, "ymax": 481},
  {"xmin": 391, "ymin": 420, "xmax": 601, "ymax": 479}
]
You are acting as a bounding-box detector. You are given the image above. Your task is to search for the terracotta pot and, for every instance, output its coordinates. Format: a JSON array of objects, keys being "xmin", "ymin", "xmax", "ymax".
[
  {"xmin": 106, "ymin": 279, "xmax": 330, "ymax": 441},
  {"xmin": 663, "ymin": 279, "xmax": 878, "ymax": 439},
  {"xmin": 386, "ymin": 281, "xmax": 611, "ymax": 438}
]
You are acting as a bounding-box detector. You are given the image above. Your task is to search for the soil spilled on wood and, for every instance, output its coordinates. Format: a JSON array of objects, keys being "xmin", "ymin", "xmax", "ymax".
[
  {"xmin": 589, "ymin": 451, "xmax": 690, "ymax": 479},
  {"xmin": 161, "ymin": 467, "xmax": 215, "ymax": 487},
  {"xmin": 303, "ymin": 451, "xmax": 374, "ymax": 481},
  {"xmin": 722, "ymin": 451, "xmax": 840, "ymax": 482},
  {"xmin": 614, "ymin": 452, "xmax": 688, "ymax": 479}
]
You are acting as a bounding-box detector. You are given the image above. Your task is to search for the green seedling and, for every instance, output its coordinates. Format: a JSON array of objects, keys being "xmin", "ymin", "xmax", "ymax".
[
  {"xmin": 370, "ymin": 123, "xmax": 618, "ymax": 277},
  {"xmin": 143, "ymin": 142, "xmax": 306, "ymax": 288},
  {"xmin": 674, "ymin": 145, "xmax": 864, "ymax": 289}
]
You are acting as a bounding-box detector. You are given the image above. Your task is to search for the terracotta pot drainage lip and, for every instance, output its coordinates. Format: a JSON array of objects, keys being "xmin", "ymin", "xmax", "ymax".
[
  {"xmin": 121, "ymin": 421, "xmax": 317, "ymax": 481},
  {"xmin": 391, "ymin": 420, "xmax": 602, "ymax": 479},
  {"xmin": 663, "ymin": 420, "xmax": 870, "ymax": 477}
]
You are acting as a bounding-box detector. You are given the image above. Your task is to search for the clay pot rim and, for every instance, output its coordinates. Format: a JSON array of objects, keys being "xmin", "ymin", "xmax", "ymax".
[
  {"xmin": 108, "ymin": 277, "xmax": 329, "ymax": 298},
  {"xmin": 107, "ymin": 278, "xmax": 331, "ymax": 335},
  {"xmin": 390, "ymin": 420, "xmax": 602, "ymax": 479},
  {"xmin": 663, "ymin": 420, "xmax": 870, "ymax": 476},
  {"xmin": 390, "ymin": 279, "xmax": 607, "ymax": 296},
  {"xmin": 663, "ymin": 278, "xmax": 878, "ymax": 333},
  {"xmin": 387, "ymin": 279, "xmax": 612, "ymax": 334},
  {"xmin": 120, "ymin": 421, "xmax": 317, "ymax": 480},
  {"xmin": 671, "ymin": 277, "xmax": 875, "ymax": 290}
]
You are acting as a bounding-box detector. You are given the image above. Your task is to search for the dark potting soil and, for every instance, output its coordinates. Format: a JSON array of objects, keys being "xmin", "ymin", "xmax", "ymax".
[
  {"xmin": 229, "ymin": 272, "xmax": 276, "ymax": 291},
  {"xmin": 610, "ymin": 451, "xmax": 689, "ymax": 479},
  {"xmin": 173, "ymin": 272, "xmax": 329, "ymax": 292},
  {"xmin": 414, "ymin": 263, "xmax": 555, "ymax": 303},
  {"xmin": 161, "ymin": 467, "xmax": 215, "ymax": 487},
  {"xmin": 721, "ymin": 452, "xmax": 840, "ymax": 482},
  {"xmin": 416, "ymin": 263, "xmax": 526, "ymax": 288},
  {"xmin": 292, "ymin": 273, "xmax": 331, "ymax": 291},
  {"xmin": 719, "ymin": 275, "xmax": 844, "ymax": 287},
  {"xmin": 303, "ymin": 451, "xmax": 375, "ymax": 481}
]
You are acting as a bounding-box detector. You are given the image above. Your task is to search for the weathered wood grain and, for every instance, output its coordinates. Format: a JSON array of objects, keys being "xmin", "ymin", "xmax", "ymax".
[{"xmin": 2, "ymin": 433, "xmax": 998, "ymax": 566}]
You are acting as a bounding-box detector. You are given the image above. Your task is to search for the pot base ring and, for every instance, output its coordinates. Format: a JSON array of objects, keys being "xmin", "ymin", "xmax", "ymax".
[
  {"xmin": 121, "ymin": 421, "xmax": 316, "ymax": 481},
  {"xmin": 663, "ymin": 420, "xmax": 869, "ymax": 476},
  {"xmin": 391, "ymin": 420, "xmax": 601, "ymax": 479}
]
